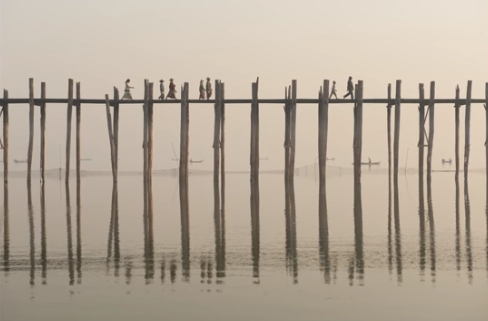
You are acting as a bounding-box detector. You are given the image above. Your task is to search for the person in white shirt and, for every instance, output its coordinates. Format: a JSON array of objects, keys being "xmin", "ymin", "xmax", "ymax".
[{"xmin": 122, "ymin": 79, "xmax": 134, "ymax": 100}]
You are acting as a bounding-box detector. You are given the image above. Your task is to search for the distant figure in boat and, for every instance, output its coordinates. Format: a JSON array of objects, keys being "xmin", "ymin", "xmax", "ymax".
[
  {"xmin": 329, "ymin": 81, "xmax": 338, "ymax": 99},
  {"xmin": 14, "ymin": 159, "xmax": 27, "ymax": 164},
  {"xmin": 166, "ymin": 78, "xmax": 177, "ymax": 99},
  {"xmin": 442, "ymin": 158, "xmax": 452, "ymax": 164},
  {"xmin": 121, "ymin": 79, "xmax": 134, "ymax": 100},
  {"xmin": 158, "ymin": 79, "xmax": 165, "ymax": 100},
  {"xmin": 206, "ymin": 77, "xmax": 212, "ymax": 100},
  {"xmin": 343, "ymin": 76, "xmax": 354, "ymax": 100},
  {"xmin": 199, "ymin": 80, "xmax": 206, "ymax": 100},
  {"xmin": 353, "ymin": 157, "xmax": 381, "ymax": 165}
]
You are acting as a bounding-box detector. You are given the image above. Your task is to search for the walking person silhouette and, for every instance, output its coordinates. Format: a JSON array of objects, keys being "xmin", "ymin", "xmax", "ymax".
[{"xmin": 343, "ymin": 76, "xmax": 354, "ymax": 100}]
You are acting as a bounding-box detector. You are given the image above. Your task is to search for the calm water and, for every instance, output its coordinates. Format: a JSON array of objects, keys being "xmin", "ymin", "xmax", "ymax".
[{"xmin": 1, "ymin": 170, "xmax": 487, "ymax": 321}]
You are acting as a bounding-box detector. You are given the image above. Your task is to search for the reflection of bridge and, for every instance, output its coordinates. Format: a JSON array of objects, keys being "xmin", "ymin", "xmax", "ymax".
[{"xmin": 1, "ymin": 171, "xmax": 482, "ymax": 288}]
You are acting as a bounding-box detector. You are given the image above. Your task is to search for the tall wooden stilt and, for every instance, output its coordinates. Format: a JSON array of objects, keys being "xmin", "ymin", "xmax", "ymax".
[
  {"xmin": 3, "ymin": 90, "xmax": 8, "ymax": 185},
  {"xmin": 179, "ymin": 83, "xmax": 190, "ymax": 182},
  {"xmin": 113, "ymin": 86, "xmax": 119, "ymax": 182},
  {"xmin": 418, "ymin": 84, "xmax": 425, "ymax": 177},
  {"xmin": 426, "ymin": 82, "xmax": 435, "ymax": 178},
  {"xmin": 289, "ymin": 80, "xmax": 297, "ymax": 181},
  {"xmin": 319, "ymin": 80, "xmax": 329, "ymax": 183},
  {"xmin": 455, "ymin": 85, "xmax": 460, "ymax": 183},
  {"xmin": 213, "ymin": 80, "xmax": 221, "ymax": 182},
  {"xmin": 143, "ymin": 80, "xmax": 149, "ymax": 182},
  {"xmin": 147, "ymin": 83, "xmax": 154, "ymax": 182},
  {"xmin": 284, "ymin": 87, "xmax": 291, "ymax": 182},
  {"xmin": 485, "ymin": 83, "xmax": 488, "ymax": 196},
  {"xmin": 393, "ymin": 80, "xmax": 402, "ymax": 182},
  {"xmin": 464, "ymin": 80, "xmax": 472, "ymax": 180},
  {"xmin": 250, "ymin": 79, "xmax": 260, "ymax": 182},
  {"xmin": 27, "ymin": 78, "xmax": 34, "ymax": 182},
  {"xmin": 66, "ymin": 79, "xmax": 74, "ymax": 182},
  {"xmin": 104, "ymin": 95, "xmax": 116, "ymax": 182},
  {"xmin": 40, "ymin": 82, "xmax": 46, "ymax": 184},
  {"xmin": 387, "ymin": 84, "xmax": 392, "ymax": 176},
  {"xmin": 353, "ymin": 81, "xmax": 364, "ymax": 179},
  {"xmin": 75, "ymin": 82, "xmax": 81, "ymax": 184},
  {"xmin": 220, "ymin": 83, "xmax": 225, "ymax": 187}
]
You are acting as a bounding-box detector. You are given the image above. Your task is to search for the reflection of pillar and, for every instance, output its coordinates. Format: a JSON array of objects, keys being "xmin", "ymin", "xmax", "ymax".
[
  {"xmin": 27, "ymin": 182, "xmax": 35, "ymax": 287},
  {"xmin": 213, "ymin": 178, "xmax": 225, "ymax": 284},
  {"xmin": 41, "ymin": 183, "xmax": 47, "ymax": 284},
  {"xmin": 180, "ymin": 181, "xmax": 190, "ymax": 282},
  {"xmin": 76, "ymin": 180, "xmax": 82, "ymax": 284},
  {"xmin": 113, "ymin": 184, "xmax": 120, "ymax": 278},
  {"xmin": 388, "ymin": 174, "xmax": 393, "ymax": 276},
  {"xmin": 353, "ymin": 177, "xmax": 364, "ymax": 285},
  {"xmin": 455, "ymin": 179, "xmax": 461, "ymax": 274},
  {"xmin": 144, "ymin": 180, "xmax": 154, "ymax": 283},
  {"xmin": 419, "ymin": 170, "xmax": 426, "ymax": 278},
  {"xmin": 393, "ymin": 178, "xmax": 403, "ymax": 284},
  {"xmin": 464, "ymin": 179, "xmax": 473, "ymax": 284},
  {"xmin": 426, "ymin": 174, "xmax": 436, "ymax": 284},
  {"xmin": 65, "ymin": 182, "xmax": 74, "ymax": 286},
  {"xmin": 125, "ymin": 261, "xmax": 132, "ymax": 285},
  {"xmin": 251, "ymin": 180, "xmax": 260, "ymax": 284},
  {"xmin": 318, "ymin": 181, "xmax": 330, "ymax": 284},
  {"xmin": 285, "ymin": 180, "xmax": 298, "ymax": 283},
  {"xmin": 2, "ymin": 179, "xmax": 9, "ymax": 276},
  {"xmin": 170, "ymin": 260, "xmax": 177, "ymax": 284}
]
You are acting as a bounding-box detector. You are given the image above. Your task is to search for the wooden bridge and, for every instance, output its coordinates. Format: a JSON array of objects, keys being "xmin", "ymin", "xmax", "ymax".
[{"xmin": 1, "ymin": 78, "xmax": 487, "ymax": 189}]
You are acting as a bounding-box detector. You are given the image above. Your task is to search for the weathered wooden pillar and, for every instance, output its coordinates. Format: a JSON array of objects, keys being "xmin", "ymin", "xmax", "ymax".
[
  {"xmin": 3, "ymin": 90, "xmax": 8, "ymax": 185},
  {"xmin": 387, "ymin": 84, "xmax": 392, "ymax": 176},
  {"xmin": 250, "ymin": 79, "xmax": 260, "ymax": 182},
  {"xmin": 104, "ymin": 94, "xmax": 116, "ymax": 182},
  {"xmin": 426, "ymin": 82, "xmax": 435, "ymax": 178},
  {"xmin": 213, "ymin": 80, "xmax": 221, "ymax": 182},
  {"xmin": 464, "ymin": 80, "xmax": 472, "ymax": 180},
  {"xmin": 220, "ymin": 83, "xmax": 225, "ymax": 187},
  {"xmin": 113, "ymin": 86, "xmax": 119, "ymax": 180},
  {"xmin": 40, "ymin": 82, "xmax": 46, "ymax": 183},
  {"xmin": 393, "ymin": 80, "xmax": 402, "ymax": 182},
  {"xmin": 143, "ymin": 79, "xmax": 149, "ymax": 182},
  {"xmin": 179, "ymin": 83, "xmax": 190, "ymax": 182},
  {"xmin": 27, "ymin": 78, "xmax": 34, "ymax": 182},
  {"xmin": 454, "ymin": 85, "xmax": 460, "ymax": 182},
  {"xmin": 485, "ymin": 83, "xmax": 488, "ymax": 195},
  {"xmin": 284, "ymin": 86, "xmax": 291, "ymax": 182},
  {"xmin": 353, "ymin": 81, "xmax": 364, "ymax": 179},
  {"xmin": 318, "ymin": 80, "xmax": 329, "ymax": 182},
  {"xmin": 75, "ymin": 82, "xmax": 81, "ymax": 183},
  {"xmin": 418, "ymin": 84, "xmax": 425, "ymax": 177},
  {"xmin": 289, "ymin": 80, "xmax": 297, "ymax": 181},
  {"xmin": 147, "ymin": 83, "xmax": 154, "ymax": 182},
  {"xmin": 66, "ymin": 79, "xmax": 74, "ymax": 182}
]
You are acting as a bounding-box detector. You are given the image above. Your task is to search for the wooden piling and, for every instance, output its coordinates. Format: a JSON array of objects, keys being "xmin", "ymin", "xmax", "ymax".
[
  {"xmin": 113, "ymin": 86, "xmax": 119, "ymax": 180},
  {"xmin": 104, "ymin": 94, "xmax": 116, "ymax": 182},
  {"xmin": 455, "ymin": 85, "xmax": 460, "ymax": 182},
  {"xmin": 464, "ymin": 80, "xmax": 472, "ymax": 180},
  {"xmin": 418, "ymin": 84, "xmax": 425, "ymax": 178},
  {"xmin": 426, "ymin": 82, "xmax": 435, "ymax": 177},
  {"xmin": 220, "ymin": 83, "xmax": 225, "ymax": 186},
  {"xmin": 179, "ymin": 83, "xmax": 190, "ymax": 182},
  {"xmin": 147, "ymin": 83, "xmax": 154, "ymax": 181},
  {"xmin": 250, "ymin": 79, "xmax": 260, "ymax": 181},
  {"xmin": 284, "ymin": 87, "xmax": 291, "ymax": 182},
  {"xmin": 40, "ymin": 82, "xmax": 46, "ymax": 183},
  {"xmin": 213, "ymin": 80, "xmax": 221, "ymax": 182},
  {"xmin": 27, "ymin": 78, "xmax": 34, "ymax": 182},
  {"xmin": 485, "ymin": 83, "xmax": 488, "ymax": 194},
  {"xmin": 387, "ymin": 84, "xmax": 392, "ymax": 176},
  {"xmin": 318, "ymin": 80, "xmax": 329, "ymax": 182},
  {"xmin": 353, "ymin": 81, "xmax": 364, "ymax": 178},
  {"xmin": 143, "ymin": 80, "xmax": 149, "ymax": 182},
  {"xmin": 289, "ymin": 80, "xmax": 297, "ymax": 181},
  {"xmin": 3, "ymin": 90, "xmax": 8, "ymax": 185},
  {"xmin": 66, "ymin": 79, "xmax": 74, "ymax": 182},
  {"xmin": 75, "ymin": 82, "xmax": 81, "ymax": 183},
  {"xmin": 393, "ymin": 80, "xmax": 402, "ymax": 182}
]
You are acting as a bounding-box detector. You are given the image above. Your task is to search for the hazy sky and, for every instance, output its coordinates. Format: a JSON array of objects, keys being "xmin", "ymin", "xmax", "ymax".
[{"xmin": 1, "ymin": 0, "xmax": 487, "ymax": 172}]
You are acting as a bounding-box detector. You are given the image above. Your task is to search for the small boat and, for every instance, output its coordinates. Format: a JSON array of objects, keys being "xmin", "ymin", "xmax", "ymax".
[
  {"xmin": 14, "ymin": 159, "xmax": 27, "ymax": 163},
  {"xmin": 352, "ymin": 158, "xmax": 380, "ymax": 166},
  {"xmin": 441, "ymin": 158, "xmax": 452, "ymax": 164},
  {"xmin": 326, "ymin": 157, "xmax": 335, "ymax": 161},
  {"xmin": 81, "ymin": 158, "xmax": 92, "ymax": 161},
  {"xmin": 190, "ymin": 159, "xmax": 204, "ymax": 164}
]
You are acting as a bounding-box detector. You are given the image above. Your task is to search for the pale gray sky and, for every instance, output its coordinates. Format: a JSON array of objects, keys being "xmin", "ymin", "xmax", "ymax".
[{"xmin": 1, "ymin": 0, "xmax": 487, "ymax": 172}]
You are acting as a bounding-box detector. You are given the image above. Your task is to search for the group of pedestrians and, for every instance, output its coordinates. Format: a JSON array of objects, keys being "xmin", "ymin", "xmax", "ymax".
[
  {"xmin": 329, "ymin": 76, "xmax": 355, "ymax": 100},
  {"xmin": 121, "ymin": 76, "xmax": 356, "ymax": 101},
  {"xmin": 121, "ymin": 78, "xmax": 214, "ymax": 101}
]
